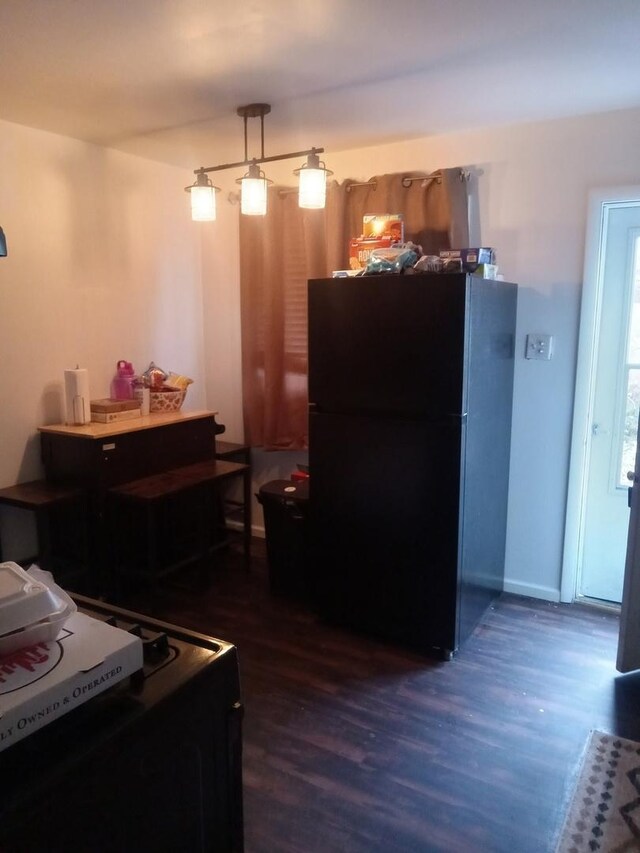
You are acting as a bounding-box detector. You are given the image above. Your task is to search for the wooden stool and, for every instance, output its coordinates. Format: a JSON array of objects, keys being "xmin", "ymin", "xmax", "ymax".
[
  {"xmin": 0, "ymin": 480, "xmax": 87, "ymax": 583},
  {"xmin": 215, "ymin": 440, "xmax": 251, "ymax": 465},
  {"xmin": 215, "ymin": 441, "xmax": 251, "ymax": 534},
  {"xmin": 109, "ymin": 459, "xmax": 251, "ymax": 593}
]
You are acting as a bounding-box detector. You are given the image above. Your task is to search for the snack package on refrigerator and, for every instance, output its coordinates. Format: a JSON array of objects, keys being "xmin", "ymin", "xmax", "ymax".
[
  {"xmin": 349, "ymin": 236, "xmax": 394, "ymax": 270},
  {"xmin": 362, "ymin": 214, "xmax": 404, "ymax": 242},
  {"xmin": 363, "ymin": 242, "xmax": 421, "ymax": 275}
]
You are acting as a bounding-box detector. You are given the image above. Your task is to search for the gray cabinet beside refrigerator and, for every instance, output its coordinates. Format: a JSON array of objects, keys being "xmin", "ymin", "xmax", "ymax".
[{"xmin": 307, "ymin": 272, "xmax": 517, "ymax": 658}]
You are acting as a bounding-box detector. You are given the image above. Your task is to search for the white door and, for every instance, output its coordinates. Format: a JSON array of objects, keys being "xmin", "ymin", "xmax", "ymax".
[
  {"xmin": 561, "ymin": 191, "xmax": 640, "ymax": 603},
  {"xmin": 576, "ymin": 203, "xmax": 640, "ymax": 603},
  {"xmin": 617, "ymin": 412, "xmax": 640, "ymax": 672}
]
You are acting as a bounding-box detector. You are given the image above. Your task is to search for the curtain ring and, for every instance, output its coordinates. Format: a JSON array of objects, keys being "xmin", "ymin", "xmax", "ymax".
[
  {"xmin": 401, "ymin": 175, "xmax": 441, "ymax": 188},
  {"xmin": 345, "ymin": 179, "xmax": 377, "ymax": 193}
]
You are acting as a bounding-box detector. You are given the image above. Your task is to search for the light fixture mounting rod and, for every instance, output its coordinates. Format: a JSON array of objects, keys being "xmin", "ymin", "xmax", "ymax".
[
  {"xmin": 237, "ymin": 103, "xmax": 271, "ymax": 161},
  {"xmin": 196, "ymin": 146, "xmax": 324, "ymax": 176}
]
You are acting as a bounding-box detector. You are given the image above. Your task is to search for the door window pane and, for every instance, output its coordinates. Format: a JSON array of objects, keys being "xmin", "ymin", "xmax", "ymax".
[
  {"xmin": 621, "ymin": 367, "xmax": 640, "ymax": 487},
  {"xmin": 619, "ymin": 234, "xmax": 640, "ymax": 487},
  {"xmin": 627, "ymin": 235, "xmax": 640, "ymax": 362}
]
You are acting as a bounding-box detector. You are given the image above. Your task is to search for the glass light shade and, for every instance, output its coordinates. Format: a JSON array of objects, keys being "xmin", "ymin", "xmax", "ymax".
[
  {"xmin": 298, "ymin": 167, "xmax": 327, "ymax": 209},
  {"xmin": 241, "ymin": 176, "xmax": 268, "ymax": 216},
  {"xmin": 190, "ymin": 185, "xmax": 216, "ymax": 221}
]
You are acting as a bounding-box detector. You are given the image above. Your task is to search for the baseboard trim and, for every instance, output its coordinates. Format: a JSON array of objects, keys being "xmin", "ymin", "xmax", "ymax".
[
  {"xmin": 226, "ymin": 519, "xmax": 265, "ymax": 538},
  {"xmin": 503, "ymin": 578, "xmax": 560, "ymax": 603},
  {"xmin": 225, "ymin": 526, "xmax": 563, "ymax": 596}
]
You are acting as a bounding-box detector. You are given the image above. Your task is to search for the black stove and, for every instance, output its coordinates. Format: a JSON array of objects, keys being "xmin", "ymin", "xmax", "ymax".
[{"xmin": 0, "ymin": 595, "xmax": 244, "ymax": 853}]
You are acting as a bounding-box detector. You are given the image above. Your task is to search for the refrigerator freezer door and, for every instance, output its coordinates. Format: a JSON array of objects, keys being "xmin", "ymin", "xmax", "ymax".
[
  {"xmin": 309, "ymin": 411, "xmax": 463, "ymax": 654},
  {"xmin": 308, "ymin": 274, "xmax": 468, "ymax": 418}
]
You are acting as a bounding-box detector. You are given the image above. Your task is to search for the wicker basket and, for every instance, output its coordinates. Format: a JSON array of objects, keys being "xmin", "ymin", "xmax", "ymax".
[{"xmin": 149, "ymin": 387, "xmax": 186, "ymax": 413}]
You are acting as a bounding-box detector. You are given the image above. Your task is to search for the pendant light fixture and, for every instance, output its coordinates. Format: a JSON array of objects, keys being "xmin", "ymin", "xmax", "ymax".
[
  {"xmin": 185, "ymin": 171, "xmax": 220, "ymax": 221},
  {"xmin": 294, "ymin": 149, "xmax": 333, "ymax": 209},
  {"xmin": 237, "ymin": 161, "xmax": 271, "ymax": 216},
  {"xmin": 185, "ymin": 104, "xmax": 330, "ymax": 221}
]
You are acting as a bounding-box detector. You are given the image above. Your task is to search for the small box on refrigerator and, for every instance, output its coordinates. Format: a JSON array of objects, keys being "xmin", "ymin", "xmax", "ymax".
[
  {"xmin": 349, "ymin": 236, "xmax": 394, "ymax": 270},
  {"xmin": 439, "ymin": 248, "xmax": 495, "ymax": 272}
]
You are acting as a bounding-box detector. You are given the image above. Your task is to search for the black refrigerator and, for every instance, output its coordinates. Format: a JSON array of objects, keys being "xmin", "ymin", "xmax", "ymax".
[{"xmin": 307, "ymin": 272, "xmax": 517, "ymax": 659}]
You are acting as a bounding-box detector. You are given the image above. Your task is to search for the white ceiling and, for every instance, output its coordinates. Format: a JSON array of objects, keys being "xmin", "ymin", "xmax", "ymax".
[{"xmin": 1, "ymin": 0, "xmax": 639, "ymax": 174}]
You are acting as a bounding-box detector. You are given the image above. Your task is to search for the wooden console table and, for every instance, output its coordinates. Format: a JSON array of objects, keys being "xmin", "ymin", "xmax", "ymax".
[{"xmin": 38, "ymin": 410, "xmax": 250, "ymax": 594}]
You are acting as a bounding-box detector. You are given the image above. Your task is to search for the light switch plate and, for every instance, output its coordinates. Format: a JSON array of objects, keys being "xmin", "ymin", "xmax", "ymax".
[{"xmin": 525, "ymin": 333, "xmax": 553, "ymax": 360}]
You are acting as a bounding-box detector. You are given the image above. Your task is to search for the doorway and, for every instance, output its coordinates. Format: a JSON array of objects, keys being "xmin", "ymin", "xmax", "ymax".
[{"xmin": 562, "ymin": 187, "xmax": 640, "ymax": 605}]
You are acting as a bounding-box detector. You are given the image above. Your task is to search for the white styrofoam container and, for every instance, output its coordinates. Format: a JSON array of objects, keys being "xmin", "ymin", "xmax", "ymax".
[
  {"xmin": 0, "ymin": 563, "xmax": 63, "ymax": 634},
  {"xmin": 0, "ymin": 563, "xmax": 75, "ymax": 657}
]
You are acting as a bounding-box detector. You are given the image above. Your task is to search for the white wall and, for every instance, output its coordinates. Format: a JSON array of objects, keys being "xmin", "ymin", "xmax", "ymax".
[
  {"xmin": 200, "ymin": 106, "xmax": 640, "ymax": 601},
  {"xmin": 4, "ymin": 106, "xmax": 639, "ymax": 599},
  {"xmin": 0, "ymin": 118, "xmax": 205, "ymax": 557}
]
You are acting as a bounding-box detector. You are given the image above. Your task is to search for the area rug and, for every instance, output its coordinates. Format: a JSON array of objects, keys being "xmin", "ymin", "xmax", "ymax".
[{"xmin": 556, "ymin": 730, "xmax": 640, "ymax": 852}]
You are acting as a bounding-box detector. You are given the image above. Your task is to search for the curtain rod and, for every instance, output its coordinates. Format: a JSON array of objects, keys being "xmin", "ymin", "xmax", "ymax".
[
  {"xmin": 345, "ymin": 169, "xmax": 469, "ymax": 192},
  {"xmin": 274, "ymin": 169, "xmax": 469, "ymax": 197},
  {"xmin": 344, "ymin": 176, "xmax": 436, "ymax": 193},
  {"xmin": 227, "ymin": 169, "xmax": 470, "ymax": 202}
]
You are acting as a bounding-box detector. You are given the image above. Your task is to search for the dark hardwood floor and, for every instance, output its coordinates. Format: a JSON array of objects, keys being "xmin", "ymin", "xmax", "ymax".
[{"xmin": 120, "ymin": 539, "xmax": 640, "ymax": 853}]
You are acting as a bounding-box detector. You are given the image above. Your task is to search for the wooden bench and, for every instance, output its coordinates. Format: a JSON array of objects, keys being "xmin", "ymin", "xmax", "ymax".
[
  {"xmin": 215, "ymin": 441, "xmax": 251, "ymax": 531},
  {"xmin": 215, "ymin": 440, "xmax": 251, "ymax": 465},
  {"xmin": 0, "ymin": 480, "xmax": 87, "ymax": 582},
  {"xmin": 108, "ymin": 459, "xmax": 251, "ymax": 591}
]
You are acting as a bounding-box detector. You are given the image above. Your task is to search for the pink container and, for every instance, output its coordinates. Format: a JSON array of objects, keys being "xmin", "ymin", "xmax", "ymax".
[{"xmin": 110, "ymin": 360, "xmax": 135, "ymax": 400}]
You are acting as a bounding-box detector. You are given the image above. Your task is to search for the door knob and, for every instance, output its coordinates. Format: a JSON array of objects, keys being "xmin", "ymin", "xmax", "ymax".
[{"xmin": 627, "ymin": 471, "xmax": 637, "ymax": 483}]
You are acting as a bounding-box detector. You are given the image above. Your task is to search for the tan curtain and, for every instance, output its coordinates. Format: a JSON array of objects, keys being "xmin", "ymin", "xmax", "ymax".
[
  {"xmin": 240, "ymin": 168, "xmax": 469, "ymax": 450},
  {"xmin": 337, "ymin": 170, "xmax": 469, "ymax": 267},
  {"xmin": 240, "ymin": 191, "xmax": 325, "ymax": 450}
]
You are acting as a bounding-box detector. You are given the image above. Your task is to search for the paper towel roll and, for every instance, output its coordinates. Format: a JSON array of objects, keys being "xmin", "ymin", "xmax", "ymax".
[{"xmin": 64, "ymin": 368, "xmax": 90, "ymax": 425}]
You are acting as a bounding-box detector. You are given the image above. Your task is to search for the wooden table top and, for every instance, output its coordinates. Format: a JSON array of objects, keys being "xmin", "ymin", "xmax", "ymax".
[{"xmin": 38, "ymin": 410, "xmax": 218, "ymax": 440}]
